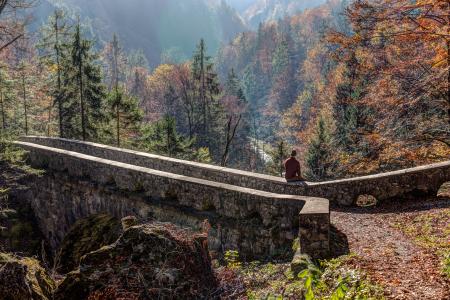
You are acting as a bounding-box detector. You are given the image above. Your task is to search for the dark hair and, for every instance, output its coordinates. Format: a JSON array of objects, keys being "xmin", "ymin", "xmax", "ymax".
[{"xmin": 291, "ymin": 150, "xmax": 297, "ymax": 157}]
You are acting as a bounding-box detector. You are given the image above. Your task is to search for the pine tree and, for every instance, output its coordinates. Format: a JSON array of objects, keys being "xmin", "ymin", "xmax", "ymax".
[
  {"xmin": 61, "ymin": 21, "xmax": 106, "ymax": 141},
  {"xmin": 191, "ymin": 39, "xmax": 224, "ymax": 157},
  {"xmin": 333, "ymin": 52, "xmax": 359, "ymax": 152},
  {"xmin": 225, "ymin": 68, "xmax": 246, "ymax": 104},
  {"xmin": 103, "ymin": 34, "xmax": 132, "ymax": 146},
  {"xmin": 18, "ymin": 61, "xmax": 28, "ymax": 135},
  {"xmin": 39, "ymin": 8, "xmax": 71, "ymax": 137},
  {"xmin": 305, "ymin": 117, "xmax": 335, "ymax": 180},
  {"xmin": 140, "ymin": 115, "xmax": 202, "ymax": 160},
  {"xmin": 106, "ymin": 88, "xmax": 142, "ymax": 147},
  {"xmin": 0, "ymin": 66, "xmax": 15, "ymax": 133},
  {"xmin": 266, "ymin": 140, "xmax": 289, "ymax": 177}
]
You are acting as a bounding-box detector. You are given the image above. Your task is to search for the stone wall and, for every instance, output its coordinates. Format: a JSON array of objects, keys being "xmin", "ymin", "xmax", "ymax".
[
  {"xmin": 20, "ymin": 136, "xmax": 450, "ymax": 205},
  {"xmin": 16, "ymin": 141, "xmax": 329, "ymax": 259}
]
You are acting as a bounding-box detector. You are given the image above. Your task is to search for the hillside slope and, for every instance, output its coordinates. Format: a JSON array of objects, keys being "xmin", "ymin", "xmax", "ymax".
[
  {"xmin": 40, "ymin": 0, "xmax": 247, "ymax": 67},
  {"xmin": 242, "ymin": 0, "xmax": 327, "ymax": 28}
]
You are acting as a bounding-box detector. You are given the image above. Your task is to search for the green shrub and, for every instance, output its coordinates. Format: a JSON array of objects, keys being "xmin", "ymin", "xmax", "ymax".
[{"xmin": 224, "ymin": 250, "xmax": 241, "ymax": 269}]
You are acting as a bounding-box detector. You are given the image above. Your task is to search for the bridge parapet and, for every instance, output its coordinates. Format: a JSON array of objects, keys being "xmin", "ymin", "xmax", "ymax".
[
  {"xmin": 20, "ymin": 136, "xmax": 450, "ymax": 205},
  {"xmin": 16, "ymin": 141, "xmax": 330, "ymax": 259}
]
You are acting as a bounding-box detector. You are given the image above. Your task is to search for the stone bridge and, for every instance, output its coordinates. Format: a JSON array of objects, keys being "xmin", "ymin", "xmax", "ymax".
[{"xmin": 14, "ymin": 137, "xmax": 450, "ymax": 260}]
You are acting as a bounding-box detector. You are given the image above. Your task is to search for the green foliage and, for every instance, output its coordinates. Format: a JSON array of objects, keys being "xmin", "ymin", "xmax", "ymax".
[
  {"xmin": 0, "ymin": 134, "xmax": 24, "ymax": 165},
  {"xmin": 105, "ymin": 88, "xmax": 143, "ymax": 146},
  {"xmin": 0, "ymin": 134, "xmax": 43, "ymax": 175},
  {"xmin": 60, "ymin": 22, "xmax": 106, "ymax": 141},
  {"xmin": 225, "ymin": 68, "xmax": 246, "ymax": 104},
  {"xmin": 266, "ymin": 140, "xmax": 289, "ymax": 177},
  {"xmin": 190, "ymin": 39, "xmax": 224, "ymax": 157},
  {"xmin": 224, "ymin": 250, "xmax": 241, "ymax": 269},
  {"xmin": 442, "ymin": 251, "xmax": 450, "ymax": 278},
  {"xmin": 298, "ymin": 263, "xmax": 323, "ymax": 300},
  {"xmin": 139, "ymin": 116, "xmax": 210, "ymax": 162},
  {"xmin": 305, "ymin": 117, "xmax": 335, "ymax": 181},
  {"xmin": 0, "ymin": 67, "xmax": 17, "ymax": 133}
]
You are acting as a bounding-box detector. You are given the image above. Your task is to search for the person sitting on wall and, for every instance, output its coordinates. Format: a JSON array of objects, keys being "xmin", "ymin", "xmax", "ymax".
[{"xmin": 284, "ymin": 149, "xmax": 305, "ymax": 182}]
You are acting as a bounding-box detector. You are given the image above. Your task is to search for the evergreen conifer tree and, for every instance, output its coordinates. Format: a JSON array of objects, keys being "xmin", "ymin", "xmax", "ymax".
[
  {"xmin": 106, "ymin": 88, "xmax": 142, "ymax": 146},
  {"xmin": 39, "ymin": 9, "xmax": 71, "ymax": 137},
  {"xmin": 140, "ymin": 115, "xmax": 211, "ymax": 162},
  {"xmin": 266, "ymin": 140, "xmax": 289, "ymax": 177},
  {"xmin": 0, "ymin": 66, "xmax": 15, "ymax": 133},
  {"xmin": 305, "ymin": 117, "xmax": 335, "ymax": 180},
  {"xmin": 191, "ymin": 39, "xmax": 223, "ymax": 157},
  {"xmin": 60, "ymin": 21, "xmax": 106, "ymax": 140}
]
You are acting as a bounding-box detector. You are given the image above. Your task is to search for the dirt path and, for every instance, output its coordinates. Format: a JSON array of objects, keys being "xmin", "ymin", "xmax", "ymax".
[{"xmin": 332, "ymin": 198, "xmax": 450, "ymax": 300}]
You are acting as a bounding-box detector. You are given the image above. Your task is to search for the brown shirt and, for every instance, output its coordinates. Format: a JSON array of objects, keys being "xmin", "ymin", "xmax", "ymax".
[{"xmin": 284, "ymin": 157, "xmax": 301, "ymax": 179}]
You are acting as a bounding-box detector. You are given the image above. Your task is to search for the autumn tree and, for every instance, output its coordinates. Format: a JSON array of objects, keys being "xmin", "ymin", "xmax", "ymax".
[{"xmin": 0, "ymin": 0, "xmax": 33, "ymax": 53}]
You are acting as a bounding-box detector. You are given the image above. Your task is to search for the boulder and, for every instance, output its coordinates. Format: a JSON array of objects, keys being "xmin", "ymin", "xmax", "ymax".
[
  {"xmin": 356, "ymin": 194, "xmax": 378, "ymax": 207},
  {"xmin": 437, "ymin": 182, "xmax": 450, "ymax": 198},
  {"xmin": 56, "ymin": 214, "xmax": 122, "ymax": 274},
  {"xmin": 54, "ymin": 222, "xmax": 217, "ymax": 299},
  {"xmin": 0, "ymin": 252, "xmax": 55, "ymax": 300}
]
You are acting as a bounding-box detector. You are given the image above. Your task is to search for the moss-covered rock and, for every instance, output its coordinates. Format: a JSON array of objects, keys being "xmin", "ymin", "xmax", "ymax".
[
  {"xmin": 0, "ymin": 252, "xmax": 55, "ymax": 300},
  {"xmin": 54, "ymin": 222, "xmax": 217, "ymax": 299},
  {"xmin": 56, "ymin": 214, "xmax": 122, "ymax": 274}
]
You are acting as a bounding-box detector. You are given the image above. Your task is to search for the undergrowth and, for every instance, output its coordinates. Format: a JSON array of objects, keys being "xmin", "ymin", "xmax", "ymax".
[
  {"xmin": 223, "ymin": 251, "xmax": 384, "ymax": 299},
  {"xmin": 0, "ymin": 134, "xmax": 42, "ymax": 175}
]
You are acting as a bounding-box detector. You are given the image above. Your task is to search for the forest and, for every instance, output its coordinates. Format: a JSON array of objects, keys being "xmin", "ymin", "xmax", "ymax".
[
  {"xmin": 0, "ymin": 1, "xmax": 449, "ymax": 299},
  {"xmin": 0, "ymin": 0, "xmax": 448, "ymax": 180}
]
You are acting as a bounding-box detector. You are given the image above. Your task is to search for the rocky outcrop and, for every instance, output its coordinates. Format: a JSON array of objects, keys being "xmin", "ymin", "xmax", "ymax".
[
  {"xmin": 56, "ymin": 214, "xmax": 122, "ymax": 274},
  {"xmin": 54, "ymin": 223, "xmax": 217, "ymax": 299},
  {"xmin": 0, "ymin": 253, "xmax": 55, "ymax": 300},
  {"xmin": 0, "ymin": 161, "xmax": 47, "ymax": 258}
]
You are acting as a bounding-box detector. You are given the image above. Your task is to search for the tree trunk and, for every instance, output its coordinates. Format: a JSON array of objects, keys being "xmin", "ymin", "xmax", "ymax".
[
  {"xmin": 55, "ymin": 12, "xmax": 63, "ymax": 138},
  {"xmin": 22, "ymin": 73, "xmax": 28, "ymax": 135},
  {"xmin": 79, "ymin": 59, "xmax": 85, "ymax": 141},
  {"xmin": 447, "ymin": 38, "xmax": 450, "ymax": 122},
  {"xmin": 0, "ymin": 89, "xmax": 5, "ymax": 131},
  {"xmin": 116, "ymin": 91, "xmax": 120, "ymax": 147},
  {"xmin": 221, "ymin": 115, "xmax": 241, "ymax": 167}
]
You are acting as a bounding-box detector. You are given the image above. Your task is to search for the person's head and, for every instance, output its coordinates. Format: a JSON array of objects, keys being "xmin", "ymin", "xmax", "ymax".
[{"xmin": 291, "ymin": 149, "xmax": 297, "ymax": 157}]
